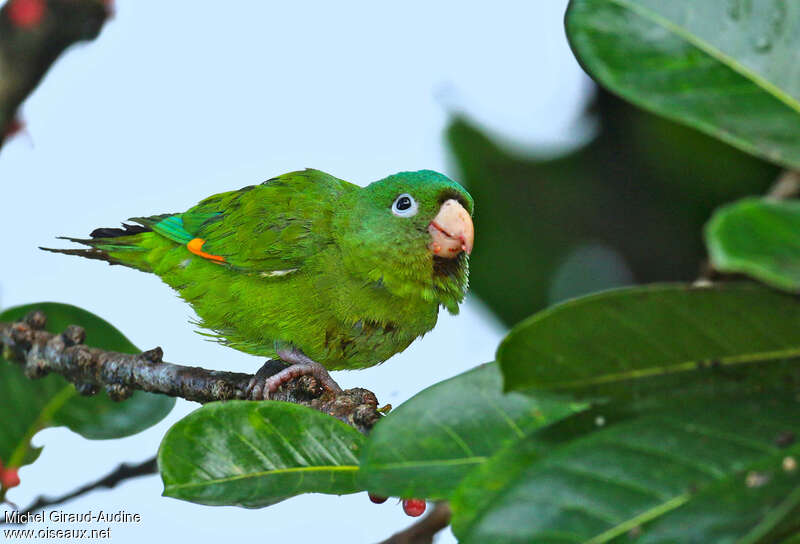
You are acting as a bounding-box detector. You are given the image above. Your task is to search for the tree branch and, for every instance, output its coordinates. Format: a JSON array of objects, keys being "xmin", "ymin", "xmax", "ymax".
[
  {"xmin": 0, "ymin": 310, "xmax": 381, "ymax": 434},
  {"xmin": 379, "ymin": 502, "xmax": 452, "ymax": 544},
  {"xmin": 1, "ymin": 457, "xmax": 157, "ymax": 525},
  {"xmin": 0, "ymin": 0, "xmax": 110, "ymax": 147},
  {"xmin": 766, "ymin": 170, "xmax": 800, "ymax": 200}
]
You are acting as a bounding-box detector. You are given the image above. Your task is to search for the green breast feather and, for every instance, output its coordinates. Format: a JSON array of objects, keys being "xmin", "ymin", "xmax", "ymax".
[{"xmin": 46, "ymin": 169, "xmax": 474, "ymax": 370}]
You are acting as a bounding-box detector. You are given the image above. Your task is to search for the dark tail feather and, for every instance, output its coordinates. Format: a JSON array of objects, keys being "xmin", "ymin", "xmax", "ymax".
[
  {"xmin": 41, "ymin": 223, "xmax": 155, "ymax": 270},
  {"xmin": 89, "ymin": 223, "xmax": 150, "ymax": 239}
]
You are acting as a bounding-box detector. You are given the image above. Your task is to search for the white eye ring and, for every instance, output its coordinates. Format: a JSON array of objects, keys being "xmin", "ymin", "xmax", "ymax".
[{"xmin": 391, "ymin": 193, "xmax": 418, "ymax": 217}]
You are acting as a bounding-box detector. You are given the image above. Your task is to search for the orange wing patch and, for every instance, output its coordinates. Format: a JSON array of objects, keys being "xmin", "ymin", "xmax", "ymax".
[{"xmin": 187, "ymin": 238, "xmax": 226, "ymax": 263}]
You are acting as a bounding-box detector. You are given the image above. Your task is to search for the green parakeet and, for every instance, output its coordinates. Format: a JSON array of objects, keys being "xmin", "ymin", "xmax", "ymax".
[{"xmin": 46, "ymin": 169, "xmax": 475, "ymax": 398}]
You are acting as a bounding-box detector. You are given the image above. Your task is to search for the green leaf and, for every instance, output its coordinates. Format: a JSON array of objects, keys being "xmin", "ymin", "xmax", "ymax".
[
  {"xmin": 566, "ymin": 0, "xmax": 800, "ymax": 168},
  {"xmin": 358, "ymin": 363, "xmax": 584, "ymax": 500},
  {"xmin": 158, "ymin": 401, "xmax": 365, "ymax": 508},
  {"xmin": 706, "ymin": 197, "xmax": 800, "ymax": 292},
  {"xmin": 0, "ymin": 303, "xmax": 174, "ymax": 469},
  {"xmin": 498, "ymin": 283, "xmax": 800, "ymax": 395},
  {"xmin": 451, "ymin": 392, "xmax": 800, "ymax": 543}
]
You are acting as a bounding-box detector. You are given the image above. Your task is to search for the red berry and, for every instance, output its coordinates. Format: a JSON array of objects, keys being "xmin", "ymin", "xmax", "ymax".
[
  {"xmin": 0, "ymin": 467, "xmax": 20, "ymax": 489},
  {"xmin": 368, "ymin": 492, "xmax": 388, "ymax": 504},
  {"xmin": 402, "ymin": 498, "xmax": 426, "ymax": 517},
  {"xmin": 7, "ymin": 0, "xmax": 46, "ymax": 29}
]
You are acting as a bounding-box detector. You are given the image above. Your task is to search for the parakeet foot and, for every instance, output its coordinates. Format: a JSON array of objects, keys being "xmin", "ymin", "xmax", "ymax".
[
  {"xmin": 244, "ymin": 360, "xmax": 289, "ymax": 400},
  {"xmin": 245, "ymin": 349, "xmax": 342, "ymax": 400}
]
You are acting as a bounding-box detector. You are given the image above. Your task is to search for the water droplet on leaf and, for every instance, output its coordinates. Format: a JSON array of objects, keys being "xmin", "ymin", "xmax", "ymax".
[{"xmin": 754, "ymin": 36, "xmax": 772, "ymax": 52}]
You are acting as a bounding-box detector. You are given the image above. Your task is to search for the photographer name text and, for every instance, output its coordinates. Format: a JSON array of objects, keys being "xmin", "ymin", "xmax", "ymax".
[{"xmin": 4, "ymin": 510, "xmax": 141, "ymax": 524}]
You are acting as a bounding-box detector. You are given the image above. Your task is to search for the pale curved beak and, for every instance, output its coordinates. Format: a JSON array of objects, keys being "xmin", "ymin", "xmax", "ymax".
[{"xmin": 428, "ymin": 199, "xmax": 474, "ymax": 258}]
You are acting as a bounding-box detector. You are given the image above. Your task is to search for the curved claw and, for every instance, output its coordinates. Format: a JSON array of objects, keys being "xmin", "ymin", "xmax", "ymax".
[{"xmin": 245, "ymin": 350, "xmax": 342, "ymax": 400}]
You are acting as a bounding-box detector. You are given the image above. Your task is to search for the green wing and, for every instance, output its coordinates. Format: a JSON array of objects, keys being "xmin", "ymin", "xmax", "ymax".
[{"xmin": 136, "ymin": 169, "xmax": 356, "ymax": 274}]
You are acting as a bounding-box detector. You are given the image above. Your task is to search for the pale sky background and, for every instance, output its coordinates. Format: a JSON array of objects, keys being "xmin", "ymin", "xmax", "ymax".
[{"xmin": 0, "ymin": 1, "xmax": 591, "ymax": 542}]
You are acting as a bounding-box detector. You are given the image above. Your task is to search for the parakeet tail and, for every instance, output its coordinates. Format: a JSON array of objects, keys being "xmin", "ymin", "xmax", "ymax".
[{"xmin": 41, "ymin": 223, "xmax": 160, "ymax": 273}]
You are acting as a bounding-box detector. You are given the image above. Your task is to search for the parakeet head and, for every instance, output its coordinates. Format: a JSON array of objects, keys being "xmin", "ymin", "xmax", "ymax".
[{"xmin": 337, "ymin": 170, "xmax": 474, "ymax": 313}]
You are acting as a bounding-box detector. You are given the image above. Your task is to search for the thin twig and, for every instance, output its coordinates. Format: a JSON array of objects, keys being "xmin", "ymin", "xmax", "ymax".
[
  {"xmin": 379, "ymin": 502, "xmax": 452, "ymax": 544},
  {"xmin": 0, "ymin": 310, "xmax": 381, "ymax": 434},
  {"xmin": 1, "ymin": 457, "xmax": 158, "ymax": 525}
]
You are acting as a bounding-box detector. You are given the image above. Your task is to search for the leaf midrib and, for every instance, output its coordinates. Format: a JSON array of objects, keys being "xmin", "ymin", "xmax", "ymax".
[
  {"xmin": 535, "ymin": 346, "xmax": 800, "ymax": 390},
  {"xmin": 584, "ymin": 493, "xmax": 692, "ymax": 544},
  {"xmin": 165, "ymin": 464, "xmax": 359, "ymax": 490}
]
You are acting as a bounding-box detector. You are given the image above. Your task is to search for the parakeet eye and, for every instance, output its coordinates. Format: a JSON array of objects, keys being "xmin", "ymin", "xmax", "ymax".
[{"xmin": 391, "ymin": 194, "xmax": 418, "ymax": 217}]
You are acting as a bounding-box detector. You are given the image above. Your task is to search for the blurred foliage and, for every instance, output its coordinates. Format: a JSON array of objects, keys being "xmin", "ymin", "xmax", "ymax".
[
  {"xmin": 436, "ymin": 4, "xmax": 800, "ymax": 535},
  {"xmin": 447, "ymin": 88, "xmax": 779, "ymax": 326}
]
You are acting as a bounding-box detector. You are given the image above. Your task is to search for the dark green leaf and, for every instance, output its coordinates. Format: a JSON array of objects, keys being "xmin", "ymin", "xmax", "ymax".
[
  {"xmin": 707, "ymin": 197, "xmax": 800, "ymax": 292},
  {"xmin": 159, "ymin": 401, "xmax": 365, "ymax": 508},
  {"xmin": 358, "ymin": 363, "xmax": 584, "ymax": 500},
  {"xmin": 498, "ymin": 283, "xmax": 800, "ymax": 395},
  {"xmin": 451, "ymin": 392, "xmax": 800, "ymax": 543},
  {"xmin": 0, "ymin": 303, "xmax": 174, "ymax": 469},
  {"xmin": 566, "ymin": 0, "xmax": 800, "ymax": 168}
]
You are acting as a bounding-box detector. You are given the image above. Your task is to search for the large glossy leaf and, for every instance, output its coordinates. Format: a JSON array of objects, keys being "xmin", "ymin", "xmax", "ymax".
[
  {"xmin": 159, "ymin": 401, "xmax": 365, "ymax": 508},
  {"xmin": 566, "ymin": 0, "xmax": 800, "ymax": 169},
  {"xmin": 451, "ymin": 391, "xmax": 800, "ymax": 543},
  {"xmin": 0, "ymin": 303, "xmax": 175, "ymax": 469},
  {"xmin": 358, "ymin": 363, "xmax": 584, "ymax": 500},
  {"xmin": 498, "ymin": 283, "xmax": 800, "ymax": 395},
  {"xmin": 706, "ymin": 197, "xmax": 800, "ymax": 292}
]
